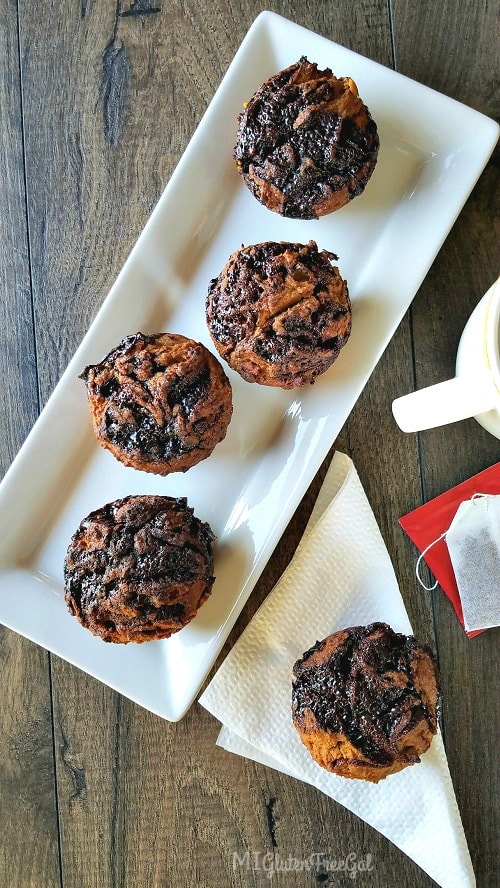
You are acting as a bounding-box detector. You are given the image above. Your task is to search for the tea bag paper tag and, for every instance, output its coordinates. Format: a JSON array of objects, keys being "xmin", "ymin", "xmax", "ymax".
[{"xmin": 445, "ymin": 494, "xmax": 500, "ymax": 631}]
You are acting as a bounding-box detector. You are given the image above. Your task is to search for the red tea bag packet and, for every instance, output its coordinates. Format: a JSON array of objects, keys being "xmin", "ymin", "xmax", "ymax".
[{"xmin": 399, "ymin": 462, "xmax": 500, "ymax": 637}]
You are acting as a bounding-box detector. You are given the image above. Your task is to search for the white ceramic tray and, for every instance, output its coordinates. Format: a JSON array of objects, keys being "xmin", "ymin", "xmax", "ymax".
[{"xmin": 0, "ymin": 11, "xmax": 497, "ymax": 720}]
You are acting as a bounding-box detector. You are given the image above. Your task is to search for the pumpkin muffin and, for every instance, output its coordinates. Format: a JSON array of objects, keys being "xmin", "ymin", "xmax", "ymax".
[
  {"xmin": 206, "ymin": 240, "xmax": 351, "ymax": 388},
  {"xmin": 292, "ymin": 622, "xmax": 440, "ymax": 782},
  {"xmin": 64, "ymin": 495, "xmax": 215, "ymax": 643},
  {"xmin": 234, "ymin": 57, "xmax": 379, "ymax": 218},
  {"xmin": 81, "ymin": 332, "xmax": 232, "ymax": 474}
]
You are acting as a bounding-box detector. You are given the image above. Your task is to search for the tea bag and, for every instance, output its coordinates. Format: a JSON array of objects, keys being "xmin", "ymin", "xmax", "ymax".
[{"xmin": 445, "ymin": 494, "xmax": 500, "ymax": 632}]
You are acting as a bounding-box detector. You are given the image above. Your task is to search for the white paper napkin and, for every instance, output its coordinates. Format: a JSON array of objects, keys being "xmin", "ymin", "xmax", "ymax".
[{"xmin": 199, "ymin": 452, "xmax": 475, "ymax": 888}]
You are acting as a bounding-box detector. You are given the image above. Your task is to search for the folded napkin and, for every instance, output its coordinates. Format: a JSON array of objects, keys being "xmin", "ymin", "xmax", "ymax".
[{"xmin": 199, "ymin": 452, "xmax": 475, "ymax": 888}]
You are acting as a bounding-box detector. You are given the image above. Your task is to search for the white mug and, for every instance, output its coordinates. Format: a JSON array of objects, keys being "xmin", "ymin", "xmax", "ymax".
[{"xmin": 392, "ymin": 276, "xmax": 500, "ymax": 438}]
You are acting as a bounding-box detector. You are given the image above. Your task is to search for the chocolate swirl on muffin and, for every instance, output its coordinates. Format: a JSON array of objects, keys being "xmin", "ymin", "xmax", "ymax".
[
  {"xmin": 292, "ymin": 622, "xmax": 440, "ymax": 782},
  {"xmin": 81, "ymin": 332, "xmax": 232, "ymax": 475},
  {"xmin": 234, "ymin": 57, "xmax": 379, "ymax": 218},
  {"xmin": 64, "ymin": 495, "xmax": 215, "ymax": 644},
  {"xmin": 206, "ymin": 240, "xmax": 351, "ymax": 388}
]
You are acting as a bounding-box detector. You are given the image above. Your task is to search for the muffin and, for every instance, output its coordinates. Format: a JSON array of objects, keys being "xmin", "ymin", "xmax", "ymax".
[
  {"xmin": 206, "ymin": 240, "xmax": 351, "ymax": 388},
  {"xmin": 234, "ymin": 57, "xmax": 379, "ymax": 218},
  {"xmin": 292, "ymin": 623, "xmax": 440, "ymax": 783},
  {"xmin": 64, "ymin": 495, "xmax": 215, "ymax": 643},
  {"xmin": 81, "ymin": 332, "xmax": 232, "ymax": 474}
]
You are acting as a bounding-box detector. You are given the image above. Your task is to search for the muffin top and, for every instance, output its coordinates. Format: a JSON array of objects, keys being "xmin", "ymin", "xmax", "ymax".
[
  {"xmin": 234, "ymin": 57, "xmax": 379, "ymax": 218},
  {"xmin": 206, "ymin": 240, "xmax": 351, "ymax": 388},
  {"xmin": 81, "ymin": 332, "xmax": 232, "ymax": 475},
  {"xmin": 292, "ymin": 622, "xmax": 439, "ymax": 774},
  {"xmin": 64, "ymin": 495, "xmax": 215, "ymax": 644}
]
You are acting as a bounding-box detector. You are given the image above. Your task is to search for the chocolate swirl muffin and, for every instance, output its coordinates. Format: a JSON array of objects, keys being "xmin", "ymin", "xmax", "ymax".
[
  {"xmin": 206, "ymin": 240, "xmax": 351, "ymax": 388},
  {"xmin": 234, "ymin": 57, "xmax": 379, "ymax": 218},
  {"xmin": 64, "ymin": 495, "xmax": 215, "ymax": 644},
  {"xmin": 81, "ymin": 332, "xmax": 232, "ymax": 475},
  {"xmin": 292, "ymin": 623, "xmax": 440, "ymax": 782}
]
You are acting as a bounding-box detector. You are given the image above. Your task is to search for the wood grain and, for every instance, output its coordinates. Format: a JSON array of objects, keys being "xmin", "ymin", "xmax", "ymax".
[
  {"xmin": 394, "ymin": 2, "xmax": 500, "ymax": 885},
  {"xmin": 0, "ymin": 3, "xmax": 61, "ymax": 887},
  {"xmin": 0, "ymin": 0, "xmax": 497, "ymax": 886}
]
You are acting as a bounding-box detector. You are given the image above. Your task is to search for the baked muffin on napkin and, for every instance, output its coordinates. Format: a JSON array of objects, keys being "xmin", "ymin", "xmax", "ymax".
[
  {"xmin": 292, "ymin": 622, "xmax": 440, "ymax": 783},
  {"xmin": 199, "ymin": 453, "xmax": 474, "ymax": 888}
]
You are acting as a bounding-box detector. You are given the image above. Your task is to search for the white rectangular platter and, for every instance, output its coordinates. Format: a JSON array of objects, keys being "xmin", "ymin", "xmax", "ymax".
[{"xmin": 0, "ymin": 11, "xmax": 497, "ymax": 720}]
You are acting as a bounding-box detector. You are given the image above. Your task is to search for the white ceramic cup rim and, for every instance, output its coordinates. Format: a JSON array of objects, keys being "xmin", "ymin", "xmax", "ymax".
[{"xmin": 485, "ymin": 277, "xmax": 500, "ymax": 392}]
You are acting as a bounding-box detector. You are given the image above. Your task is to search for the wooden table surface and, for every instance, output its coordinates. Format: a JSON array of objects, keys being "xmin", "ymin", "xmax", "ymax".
[{"xmin": 1, "ymin": 2, "xmax": 498, "ymax": 887}]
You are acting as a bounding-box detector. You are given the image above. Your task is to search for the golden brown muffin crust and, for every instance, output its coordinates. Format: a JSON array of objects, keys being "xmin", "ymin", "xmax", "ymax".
[
  {"xmin": 234, "ymin": 57, "xmax": 379, "ymax": 218},
  {"xmin": 206, "ymin": 240, "xmax": 351, "ymax": 388},
  {"xmin": 64, "ymin": 495, "xmax": 215, "ymax": 644},
  {"xmin": 292, "ymin": 622, "xmax": 440, "ymax": 782},
  {"xmin": 81, "ymin": 332, "xmax": 233, "ymax": 475}
]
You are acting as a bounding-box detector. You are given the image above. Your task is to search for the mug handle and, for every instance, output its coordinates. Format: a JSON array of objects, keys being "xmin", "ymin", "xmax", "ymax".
[{"xmin": 392, "ymin": 369, "xmax": 498, "ymax": 432}]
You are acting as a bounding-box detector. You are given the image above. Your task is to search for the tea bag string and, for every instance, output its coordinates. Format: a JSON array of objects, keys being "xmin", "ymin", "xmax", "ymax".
[
  {"xmin": 415, "ymin": 492, "xmax": 494, "ymax": 591},
  {"xmin": 416, "ymin": 533, "xmax": 447, "ymax": 591}
]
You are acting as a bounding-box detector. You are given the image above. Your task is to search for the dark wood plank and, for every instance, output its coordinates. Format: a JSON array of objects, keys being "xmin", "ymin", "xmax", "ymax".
[
  {"xmin": 393, "ymin": 2, "xmax": 500, "ymax": 885},
  {"xmin": 0, "ymin": 9, "xmax": 38, "ymax": 469},
  {"xmin": 391, "ymin": 0, "xmax": 498, "ymax": 117},
  {"xmin": 0, "ymin": 2, "xmax": 61, "ymax": 887}
]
